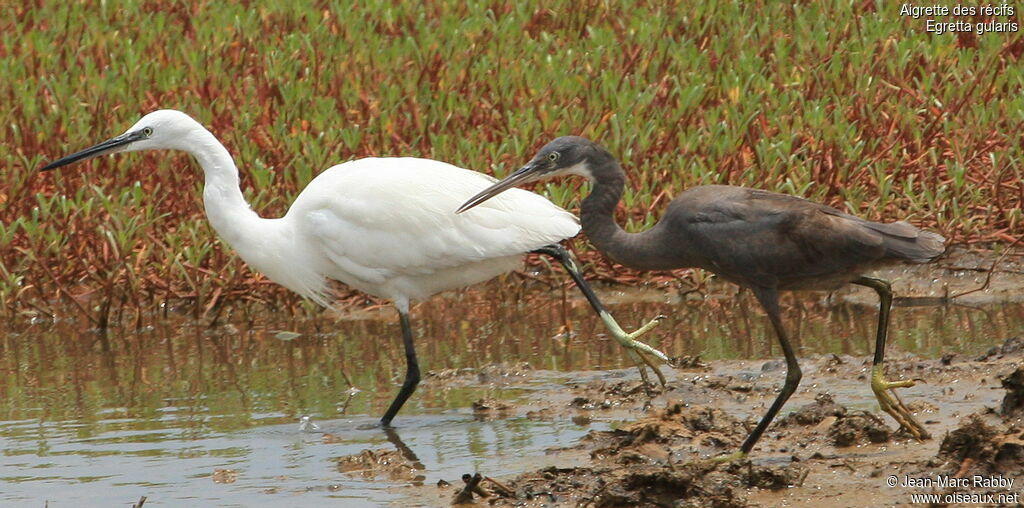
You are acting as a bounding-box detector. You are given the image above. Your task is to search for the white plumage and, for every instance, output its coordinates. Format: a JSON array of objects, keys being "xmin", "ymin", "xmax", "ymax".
[
  {"xmin": 285, "ymin": 157, "xmax": 579, "ymax": 304},
  {"xmin": 40, "ymin": 109, "xmax": 597, "ymax": 426},
  {"xmin": 80, "ymin": 110, "xmax": 579, "ymax": 310}
]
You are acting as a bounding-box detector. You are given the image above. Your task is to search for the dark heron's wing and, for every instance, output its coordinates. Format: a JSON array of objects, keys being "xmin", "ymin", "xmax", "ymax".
[{"xmin": 668, "ymin": 186, "xmax": 943, "ymax": 288}]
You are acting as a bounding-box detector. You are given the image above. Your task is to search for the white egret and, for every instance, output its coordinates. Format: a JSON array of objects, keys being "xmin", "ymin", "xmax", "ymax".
[{"xmin": 40, "ymin": 110, "xmax": 668, "ymax": 426}]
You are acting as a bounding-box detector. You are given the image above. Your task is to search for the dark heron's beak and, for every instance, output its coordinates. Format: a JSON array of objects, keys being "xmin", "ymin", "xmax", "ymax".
[
  {"xmin": 456, "ymin": 162, "xmax": 543, "ymax": 213},
  {"xmin": 40, "ymin": 130, "xmax": 147, "ymax": 172}
]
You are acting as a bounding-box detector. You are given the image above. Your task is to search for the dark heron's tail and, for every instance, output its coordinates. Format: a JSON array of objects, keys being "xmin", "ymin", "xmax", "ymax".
[{"xmin": 864, "ymin": 220, "xmax": 945, "ymax": 262}]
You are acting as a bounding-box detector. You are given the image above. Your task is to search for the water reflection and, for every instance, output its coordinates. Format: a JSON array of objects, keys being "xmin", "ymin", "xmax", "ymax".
[
  {"xmin": 1, "ymin": 282, "xmax": 1022, "ymax": 504},
  {"xmin": 382, "ymin": 426, "xmax": 425, "ymax": 474}
]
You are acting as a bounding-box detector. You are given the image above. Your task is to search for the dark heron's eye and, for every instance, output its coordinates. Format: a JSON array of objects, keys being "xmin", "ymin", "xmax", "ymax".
[
  {"xmin": 142, "ymin": 127, "xmax": 154, "ymax": 137},
  {"xmin": 547, "ymin": 151, "xmax": 560, "ymax": 162}
]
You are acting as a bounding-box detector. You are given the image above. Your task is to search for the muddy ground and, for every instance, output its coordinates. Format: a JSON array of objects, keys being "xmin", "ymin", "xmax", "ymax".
[
  {"xmin": 330, "ymin": 249, "xmax": 1024, "ymax": 507},
  {"xmin": 338, "ymin": 339, "xmax": 1024, "ymax": 507}
]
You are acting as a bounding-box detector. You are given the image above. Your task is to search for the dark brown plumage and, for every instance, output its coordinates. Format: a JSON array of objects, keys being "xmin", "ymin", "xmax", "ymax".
[{"xmin": 459, "ymin": 136, "xmax": 945, "ymax": 458}]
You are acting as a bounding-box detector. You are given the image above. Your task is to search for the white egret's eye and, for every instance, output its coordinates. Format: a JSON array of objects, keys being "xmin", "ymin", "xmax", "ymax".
[
  {"xmin": 142, "ymin": 127, "xmax": 154, "ymax": 137},
  {"xmin": 547, "ymin": 152, "xmax": 560, "ymax": 162}
]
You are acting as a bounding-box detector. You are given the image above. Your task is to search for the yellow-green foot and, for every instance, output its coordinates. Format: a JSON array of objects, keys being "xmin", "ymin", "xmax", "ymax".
[
  {"xmin": 871, "ymin": 363, "xmax": 930, "ymax": 440},
  {"xmin": 600, "ymin": 311, "xmax": 669, "ymax": 387}
]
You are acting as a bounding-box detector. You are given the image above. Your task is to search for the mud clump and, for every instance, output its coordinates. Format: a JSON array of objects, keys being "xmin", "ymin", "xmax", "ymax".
[
  {"xmin": 472, "ymin": 398, "xmax": 516, "ymax": 419},
  {"xmin": 670, "ymin": 404, "xmax": 745, "ymax": 435},
  {"xmin": 778, "ymin": 393, "xmax": 847, "ymax": 426},
  {"xmin": 519, "ymin": 403, "xmax": 804, "ymax": 506},
  {"xmin": 772, "ymin": 393, "xmax": 891, "ymax": 447},
  {"xmin": 570, "ymin": 380, "xmax": 657, "ymax": 410},
  {"xmin": 736, "ymin": 461, "xmax": 810, "ymax": 490},
  {"xmin": 701, "ymin": 375, "xmax": 757, "ymax": 393},
  {"xmin": 828, "ymin": 413, "xmax": 893, "ymax": 446},
  {"xmin": 617, "ymin": 463, "xmax": 747, "ymax": 508},
  {"xmin": 488, "ymin": 461, "xmax": 807, "ymax": 507},
  {"xmin": 935, "ymin": 366, "xmax": 1024, "ymax": 479},
  {"xmin": 336, "ymin": 448, "xmax": 425, "ymax": 484},
  {"xmin": 586, "ymin": 404, "xmax": 746, "ymax": 462},
  {"xmin": 1000, "ymin": 366, "xmax": 1024, "ymax": 417},
  {"xmin": 939, "ymin": 415, "xmax": 999, "ymax": 464},
  {"xmin": 570, "ymin": 396, "xmax": 614, "ymax": 411},
  {"xmin": 974, "ymin": 336, "xmax": 1024, "ymax": 362},
  {"xmin": 938, "ymin": 414, "xmax": 1024, "ymax": 475}
]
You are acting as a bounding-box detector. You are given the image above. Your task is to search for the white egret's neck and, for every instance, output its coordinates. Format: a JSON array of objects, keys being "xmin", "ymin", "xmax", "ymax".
[
  {"xmin": 183, "ymin": 127, "xmax": 267, "ymax": 249},
  {"xmin": 175, "ymin": 123, "xmax": 326, "ymax": 304}
]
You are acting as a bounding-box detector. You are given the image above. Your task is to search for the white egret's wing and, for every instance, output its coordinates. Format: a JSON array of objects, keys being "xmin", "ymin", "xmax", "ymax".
[{"xmin": 290, "ymin": 157, "xmax": 579, "ymax": 296}]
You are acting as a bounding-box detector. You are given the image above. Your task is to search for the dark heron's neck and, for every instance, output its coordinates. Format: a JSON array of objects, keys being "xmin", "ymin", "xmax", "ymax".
[{"xmin": 580, "ymin": 154, "xmax": 681, "ymax": 270}]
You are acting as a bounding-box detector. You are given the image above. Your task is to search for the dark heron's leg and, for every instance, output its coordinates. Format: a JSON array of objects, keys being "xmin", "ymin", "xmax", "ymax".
[
  {"xmin": 852, "ymin": 276, "xmax": 930, "ymax": 440},
  {"xmin": 531, "ymin": 244, "xmax": 668, "ymax": 386},
  {"xmin": 380, "ymin": 302, "xmax": 421, "ymax": 426},
  {"xmin": 723, "ymin": 286, "xmax": 803, "ymax": 459}
]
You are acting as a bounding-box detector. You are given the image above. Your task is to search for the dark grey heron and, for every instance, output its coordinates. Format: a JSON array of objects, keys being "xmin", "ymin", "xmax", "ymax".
[
  {"xmin": 40, "ymin": 112, "xmax": 670, "ymax": 427},
  {"xmin": 458, "ymin": 136, "xmax": 945, "ymax": 458}
]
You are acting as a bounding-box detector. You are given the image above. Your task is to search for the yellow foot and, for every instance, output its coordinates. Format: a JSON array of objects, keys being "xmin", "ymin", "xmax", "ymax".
[
  {"xmin": 872, "ymin": 363, "xmax": 930, "ymax": 440},
  {"xmin": 600, "ymin": 311, "xmax": 669, "ymax": 387}
]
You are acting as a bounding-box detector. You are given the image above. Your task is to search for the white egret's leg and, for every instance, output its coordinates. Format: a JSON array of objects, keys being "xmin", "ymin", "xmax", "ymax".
[{"xmin": 380, "ymin": 299, "xmax": 421, "ymax": 426}]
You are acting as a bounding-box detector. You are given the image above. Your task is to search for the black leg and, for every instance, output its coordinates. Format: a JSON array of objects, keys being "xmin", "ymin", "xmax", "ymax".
[
  {"xmin": 531, "ymin": 245, "xmax": 608, "ymax": 315},
  {"xmin": 852, "ymin": 277, "xmax": 892, "ymax": 366},
  {"xmin": 531, "ymin": 244, "xmax": 669, "ymax": 386},
  {"xmin": 741, "ymin": 286, "xmax": 802, "ymax": 455},
  {"xmin": 380, "ymin": 303, "xmax": 421, "ymax": 427},
  {"xmin": 852, "ymin": 276, "xmax": 929, "ymax": 440}
]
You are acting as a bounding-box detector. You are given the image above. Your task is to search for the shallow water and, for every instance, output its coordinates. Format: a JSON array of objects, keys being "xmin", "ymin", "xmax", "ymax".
[
  {"xmin": 2, "ymin": 282, "xmax": 1023, "ymax": 506},
  {"xmin": 1, "ymin": 407, "xmax": 600, "ymax": 506}
]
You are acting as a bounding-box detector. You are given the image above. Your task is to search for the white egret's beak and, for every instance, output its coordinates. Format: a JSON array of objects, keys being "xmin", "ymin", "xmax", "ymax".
[{"xmin": 40, "ymin": 130, "xmax": 148, "ymax": 172}]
